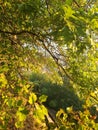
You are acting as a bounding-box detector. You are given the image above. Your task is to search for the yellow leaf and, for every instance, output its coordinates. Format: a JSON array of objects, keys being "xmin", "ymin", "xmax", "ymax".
[{"xmin": 28, "ymin": 93, "xmax": 37, "ymax": 104}]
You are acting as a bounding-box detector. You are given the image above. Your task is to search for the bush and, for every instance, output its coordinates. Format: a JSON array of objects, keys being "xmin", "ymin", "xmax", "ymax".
[
  {"xmin": 30, "ymin": 72, "xmax": 83, "ymax": 111},
  {"xmin": 30, "ymin": 72, "xmax": 98, "ymax": 129}
]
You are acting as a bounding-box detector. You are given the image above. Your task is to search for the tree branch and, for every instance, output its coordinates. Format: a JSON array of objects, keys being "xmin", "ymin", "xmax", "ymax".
[
  {"xmin": 90, "ymin": 95, "xmax": 98, "ymax": 102},
  {"xmin": 0, "ymin": 29, "xmax": 39, "ymax": 37},
  {"xmin": 73, "ymin": 0, "xmax": 80, "ymax": 8},
  {"xmin": 42, "ymin": 42, "xmax": 74, "ymax": 82}
]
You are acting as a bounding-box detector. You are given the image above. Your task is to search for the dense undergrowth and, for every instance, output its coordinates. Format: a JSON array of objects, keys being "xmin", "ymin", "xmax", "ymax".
[
  {"xmin": 30, "ymin": 72, "xmax": 83, "ymax": 111},
  {"xmin": 29, "ymin": 72, "xmax": 98, "ymax": 129}
]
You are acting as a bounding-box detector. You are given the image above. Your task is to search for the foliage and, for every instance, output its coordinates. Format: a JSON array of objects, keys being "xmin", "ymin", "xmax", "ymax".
[
  {"xmin": 30, "ymin": 72, "xmax": 83, "ymax": 111},
  {"xmin": 0, "ymin": 0, "xmax": 98, "ymax": 129},
  {"xmin": 30, "ymin": 72, "xmax": 98, "ymax": 129},
  {"xmin": 56, "ymin": 106, "xmax": 98, "ymax": 130}
]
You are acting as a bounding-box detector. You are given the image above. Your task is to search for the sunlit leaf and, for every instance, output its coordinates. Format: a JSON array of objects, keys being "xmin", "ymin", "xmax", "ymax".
[
  {"xmin": 28, "ymin": 93, "xmax": 37, "ymax": 104},
  {"xmin": 39, "ymin": 95, "xmax": 48, "ymax": 103}
]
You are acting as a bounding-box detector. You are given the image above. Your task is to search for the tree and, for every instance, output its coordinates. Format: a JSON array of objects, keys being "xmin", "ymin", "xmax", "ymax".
[{"xmin": 0, "ymin": 0, "xmax": 98, "ymax": 129}]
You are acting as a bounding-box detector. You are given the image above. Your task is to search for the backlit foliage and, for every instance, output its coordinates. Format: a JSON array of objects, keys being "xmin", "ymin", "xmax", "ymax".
[{"xmin": 0, "ymin": 0, "xmax": 98, "ymax": 129}]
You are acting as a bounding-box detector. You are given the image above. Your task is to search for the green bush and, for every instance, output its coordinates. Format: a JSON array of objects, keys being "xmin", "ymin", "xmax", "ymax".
[
  {"xmin": 30, "ymin": 72, "xmax": 98, "ymax": 129},
  {"xmin": 30, "ymin": 72, "xmax": 83, "ymax": 111}
]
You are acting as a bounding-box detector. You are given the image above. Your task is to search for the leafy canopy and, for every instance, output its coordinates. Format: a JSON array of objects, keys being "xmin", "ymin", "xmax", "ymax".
[{"xmin": 0, "ymin": 0, "xmax": 98, "ymax": 129}]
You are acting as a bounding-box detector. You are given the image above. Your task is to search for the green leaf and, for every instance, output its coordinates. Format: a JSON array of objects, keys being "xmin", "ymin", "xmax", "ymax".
[
  {"xmin": 20, "ymin": 108, "xmax": 29, "ymax": 115},
  {"xmin": 16, "ymin": 111, "xmax": 26, "ymax": 122},
  {"xmin": 63, "ymin": 5, "xmax": 75, "ymax": 19},
  {"xmin": 16, "ymin": 106, "xmax": 29, "ymax": 127},
  {"xmin": 28, "ymin": 93, "xmax": 37, "ymax": 104},
  {"xmin": 34, "ymin": 104, "xmax": 48, "ymax": 121},
  {"xmin": 65, "ymin": 0, "xmax": 73, "ymax": 5},
  {"xmin": 17, "ymin": 100, "xmax": 22, "ymax": 106},
  {"xmin": 59, "ymin": 125, "xmax": 67, "ymax": 130},
  {"xmin": 15, "ymin": 121, "xmax": 24, "ymax": 128},
  {"xmin": 39, "ymin": 95, "xmax": 47, "ymax": 103},
  {"xmin": 56, "ymin": 109, "xmax": 65, "ymax": 118}
]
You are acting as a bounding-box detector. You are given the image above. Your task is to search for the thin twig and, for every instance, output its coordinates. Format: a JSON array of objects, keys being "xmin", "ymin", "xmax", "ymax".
[{"xmin": 73, "ymin": 0, "xmax": 80, "ymax": 8}]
